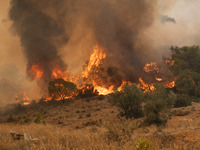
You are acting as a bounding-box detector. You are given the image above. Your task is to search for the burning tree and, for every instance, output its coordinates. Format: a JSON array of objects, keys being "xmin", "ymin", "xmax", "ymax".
[{"xmin": 48, "ymin": 78, "xmax": 77, "ymax": 101}]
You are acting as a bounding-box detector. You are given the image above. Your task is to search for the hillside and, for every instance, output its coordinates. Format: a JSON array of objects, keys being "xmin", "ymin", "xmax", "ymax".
[{"xmin": 0, "ymin": 96, "xmax": 200, "ymax": 150}]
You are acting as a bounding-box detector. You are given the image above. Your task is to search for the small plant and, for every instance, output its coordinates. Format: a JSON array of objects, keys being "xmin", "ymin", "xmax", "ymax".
[
  {"xmin": 135, "ymin": 138, "xmax": 155, "ymax": 150},
  {"xmin": 109, "ymin": 84, "xmax": 144, "ymax": 119},
  {"xmin": 105, "ymin": 119, "xmax": 136, "ymax": 145},
  {"xmin": 144, "ymin": 84, "xmax": 176, "ymax": 125},
  {"xmin": 34, "ymin": 112, "xmax": 44, "ymax": 123},
  {"xmin": 24, "ymin": 118, "xmax": 31, "ymax": 123},
  {"xmin": 7, "ymin": 114, "xmax": 16, "ymax": 122}
]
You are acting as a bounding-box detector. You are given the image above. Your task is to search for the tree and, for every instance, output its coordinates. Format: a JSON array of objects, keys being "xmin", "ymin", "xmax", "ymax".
[
  {"xmin": 48, "ymin": 78, "xmax": 77, "ymax": 100},
  {"xmin": 109, "ymin": 84, "xmax": 144, "ymax": 119},
  {"xmin": 169, "ymin": 46, "xmax": 200, "ymax": 96}
]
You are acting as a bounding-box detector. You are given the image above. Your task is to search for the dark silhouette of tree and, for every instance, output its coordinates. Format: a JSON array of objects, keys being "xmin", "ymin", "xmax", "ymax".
[{"xmin": 48, "ymin": 78, "xmax": 77, "ymax": 100}]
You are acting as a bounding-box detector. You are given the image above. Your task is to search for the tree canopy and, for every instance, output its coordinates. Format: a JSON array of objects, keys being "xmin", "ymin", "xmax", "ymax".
[{"xmin": 169, "ymin": 46, "xmax": 200, "ymax": 96}]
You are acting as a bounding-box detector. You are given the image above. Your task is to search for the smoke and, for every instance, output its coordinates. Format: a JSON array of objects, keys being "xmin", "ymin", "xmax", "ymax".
[
  {"xmin": 161, "ymin": 15, "xmax": 176, "ymax": 24},
  {"xmin": 9, "ymin": 0, "xmax": 159, "ymax": 88},
  {"xmin": 9, "ymin": 0, "xmax": 68, "ymax": 82},
  {"xmin": 0, "ymin": 0, "xmax": 199, "ymax": 103}
]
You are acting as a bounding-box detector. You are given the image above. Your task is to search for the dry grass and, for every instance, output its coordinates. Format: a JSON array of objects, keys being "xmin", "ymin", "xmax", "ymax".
[
  {"xmin": 0, "ymin": 122, "xmax": 142, "ymax": 150},
  {"xmin": 0, "ymin": 98, "xmax": 200, "ymax": 150}
]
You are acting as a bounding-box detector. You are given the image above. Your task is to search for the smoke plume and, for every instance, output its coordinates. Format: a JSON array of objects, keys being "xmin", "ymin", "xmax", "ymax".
[{"xmin": 9, "ymin": 0, "xmax": 158, "ymax": 87}]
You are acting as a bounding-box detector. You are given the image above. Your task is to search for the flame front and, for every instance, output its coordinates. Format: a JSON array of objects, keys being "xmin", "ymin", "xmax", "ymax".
[
  {"xmin": 144, "ymin": 62, "xmax": 159, "ymax": 73},
  {"xmin": 137, "ymin": 78, "xmax": 156, "ymax": 93},
  {"xmin": 82, "ymin": 45, "xmax": 106, "ymax": 79}
]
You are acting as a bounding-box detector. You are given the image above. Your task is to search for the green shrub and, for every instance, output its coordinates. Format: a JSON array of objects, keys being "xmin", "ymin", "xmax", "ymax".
[
  {"xmin": 144, "ymin": 84, "xmax": 176, "ymax": 125},
  {"xmin": 7, "ymin": 114, "xmax": 16, "ymax": 123},
  {"xmin": 24, "ymin": 118, "xmax": 31, "ymax": 123},
  {"xmin": 34, "ymin": 112, "xmax": 44, "ymax": 123},
  {"xmin": 135, "ymin": 138, "xmax": 155, "ymax": 150},
  {"xmin": 109, "ymin": 84, "xmax": 144, "ymax": 119},
  {"xmin": 174, "ymin": 94, "xmax": 192, "ymax": 108}
]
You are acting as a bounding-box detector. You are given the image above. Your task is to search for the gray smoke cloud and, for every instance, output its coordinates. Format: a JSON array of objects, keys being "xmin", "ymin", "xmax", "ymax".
[{"xmin": 161, "ymin": 15, "xmax": 176, "ymax": 24}]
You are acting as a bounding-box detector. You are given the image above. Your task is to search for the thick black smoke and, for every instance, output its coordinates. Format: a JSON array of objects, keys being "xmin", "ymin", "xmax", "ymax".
[
  {"xmin": 9, "ymin": 0, "xmax": 68, "ymax": 81},
  {"xmin": 9, "ymin": 0, "xmax": 158, "ymax": 88}
]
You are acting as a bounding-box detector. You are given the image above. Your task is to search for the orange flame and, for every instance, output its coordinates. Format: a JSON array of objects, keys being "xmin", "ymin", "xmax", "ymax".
[
  {"xmin": 28, "ymin": 65, "xmax": 44, "ymax": 79},
  {"xmin": 165, "ymin": 81, "xmax": 175, "ymax": 88},
  {"xmin": 51, "ymin": 68, "xmax": 65, "ymax": 79},
  {"xmin": 165, "ymin": 59, "xmax": 175, "ymax": 66},
  {"xmin": 16, "ymin": 91, "xmax": 31, "ymax": 105},
  {"xmin": 144, "ymin": 62, "xmax": 159, "ymax": 73},
  {"xmin": 82, "ymin": 45, "xmax": 106, "ymax": 79},
  {"xmin": 137, "ymin": 78, "xmax": 156, "ymax": 93}
]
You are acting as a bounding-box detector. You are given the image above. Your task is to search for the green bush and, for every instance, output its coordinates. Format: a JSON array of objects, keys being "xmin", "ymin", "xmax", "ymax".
[
  {"xmin": 135, "ymin": 138, "xmax": 155, "ymax": 150},
  {"xmin": 174, "ymin": 94, "xmax": 192, "ymax": 108},
  {"xmin": 7, "ymin": 114, "xmax": 16, "ymax": 123},
  {"xmin": 34, "ymin": 112, "xmax": 44, "ymax": 123},
  {"xmin": 24, "ymin": 118, "xmax": 31, "ymax": 123},
  {"xmin": 109, "ymin": 84, "xmax": 144, "ymax": 119},
  {"xmin": 144, "ymin": 84, "xmax": 176, "ymax": 125}
]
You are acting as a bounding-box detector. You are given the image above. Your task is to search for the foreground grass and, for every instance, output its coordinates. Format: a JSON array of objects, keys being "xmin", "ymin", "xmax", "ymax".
[{"xmin": 0, "ymin": 122, "xmax": 143, "ymax": 150}]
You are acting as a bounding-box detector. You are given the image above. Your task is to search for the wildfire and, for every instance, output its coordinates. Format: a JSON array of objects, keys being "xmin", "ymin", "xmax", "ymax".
[
  {"xmin": 92, "ymin": 80, "xmax": 114, "ymax": 95},
  {"xmin": 137, "ymin": 78, "xmax": 156, "ymax": 93},
  {"xmin": 82, "ymin": 45, "xmax": 106, "ymax": 79},
  {"xmin": 143, "ymin": 62, "xmax": 159, "ymax": 73},
  {"xmin": 142, "ymin": 62, "xmax": 175, "ymax": 89},
  {"xmin": 165, "ymin": 81, "xmax": 175, "ymax": 88},
  {"xmin": 28, "ymin": 64, "xmax": 44, "ymax": 79},
  {"xmin": 16, "ymin": 91, "xmax": 31, "ymax": 105},
  {"xmin": 19, "ymin": 45, "xmax": 177, "ymax": 106},
  {"xmin": 51, "ymin": 68, "xmax": 65, "ymax": 79},
  {"xmin": 165, "ymin": 59, "xmax": 175, "ymax": 66}
]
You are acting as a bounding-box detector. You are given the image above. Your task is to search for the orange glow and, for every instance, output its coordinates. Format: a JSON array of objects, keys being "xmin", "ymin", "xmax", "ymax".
[
  {"xmin": 82, "ymin": 45, "xmax": 106, "ymax": 79},
  {"xmin": 28, "ymin": 65, "xmax": 44, "ymax": 79},
  {"xmin": 93, "ymin": 80, "xmax": 114, "ymax": 95},
  {"xmin": 51, "ymin": 68, "xmax": 64, "ymax": 79},
  {"xmin": 144, "ymin": 62, "xmax": 159, "ymax": 73},
  {"xmin": 117, "ymin": 80, "xmax": 132, "ymax": 91},
  {"xmin": 165, "ymin": 81, "xmax": 175, "ymax": 88},
  {"xmin": 16, "ymin": 91, "xmax": 31, "ymax": 105},
  {"xmin": 156, "ymin": 77, "xmax": 163, "ymax": 82},
  {"xmin": 165, "ymin": 59, "xmax": 175, "ymax": 65},
  {"xmin": 137, "ymin": 78, "xmax": 156, "ymax": 93}
]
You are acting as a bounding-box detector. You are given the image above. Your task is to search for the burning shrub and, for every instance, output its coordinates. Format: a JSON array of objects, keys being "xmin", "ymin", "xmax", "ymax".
[
  {"xmin": 78, "ymin": 84, "xmax": 98, "ymax": 98},
  {"xmin": 48, "ymin": 78, "xmax": 78, "ymax": 100},
  {"xmin": 144, "ymin": 84, "xmax": 176, "ymax": 126},
  {"xmin": 109, "ymin": 84, "xmax": 144, "ymax": 119}
]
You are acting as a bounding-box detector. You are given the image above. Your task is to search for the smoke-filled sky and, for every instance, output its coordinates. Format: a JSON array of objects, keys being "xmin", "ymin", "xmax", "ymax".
[{"xmin": 0, "ymin": 0, "xmax": 200, "ymax": 104}]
